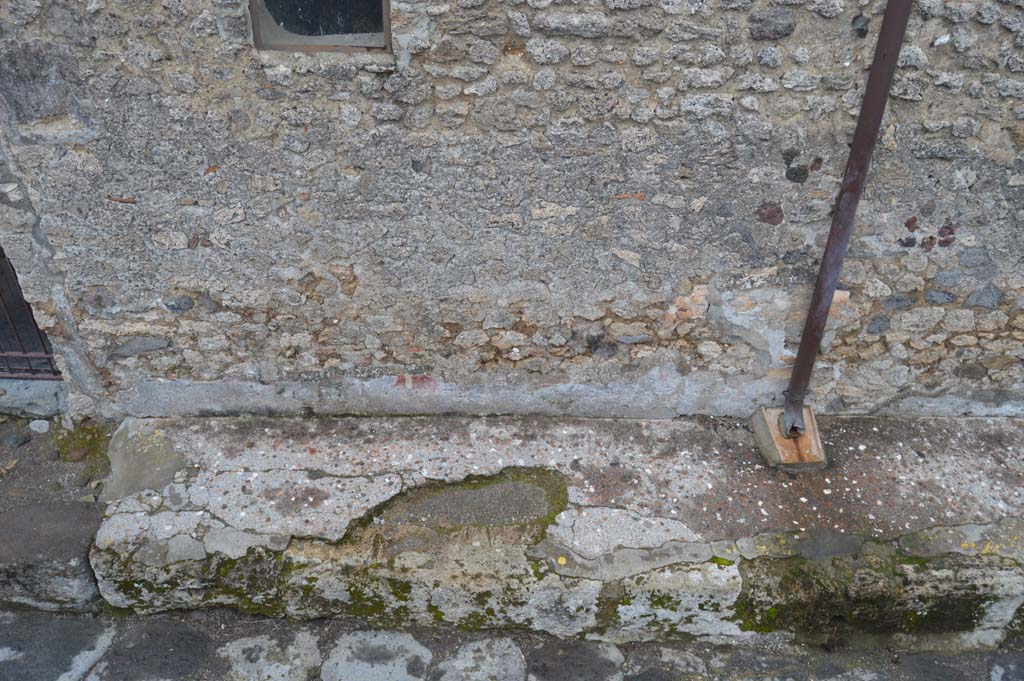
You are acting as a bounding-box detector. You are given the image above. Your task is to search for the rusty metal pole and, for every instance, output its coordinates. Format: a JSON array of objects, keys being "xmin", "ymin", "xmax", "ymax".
[{"xmin": 781, "ymin": 0, "xmax": 913, "ymax": 437}]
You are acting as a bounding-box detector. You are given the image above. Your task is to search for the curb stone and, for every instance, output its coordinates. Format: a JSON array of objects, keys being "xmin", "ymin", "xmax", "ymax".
[{"xmin": 84, "ymin": 416, "xmax": 1024, "ymax": 649}]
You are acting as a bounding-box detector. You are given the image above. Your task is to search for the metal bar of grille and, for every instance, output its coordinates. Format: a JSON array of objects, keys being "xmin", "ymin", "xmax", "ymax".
[
  {"xmin": 0, "ymin": 351, "xmax": 58, "ymax": 358},
  {"xmin": 0, "ymin": 246, "xmax": 61, "ymax": 380}
]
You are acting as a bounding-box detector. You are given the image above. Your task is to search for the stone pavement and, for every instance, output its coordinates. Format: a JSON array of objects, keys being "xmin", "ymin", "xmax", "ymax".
[
  {"xmin": 2, "ymin": 413, "xmax": 1024, "ymax": 677},
  {"xmin": 1, "ymin": 608, "xmax": 1022, "ymax": 681}
]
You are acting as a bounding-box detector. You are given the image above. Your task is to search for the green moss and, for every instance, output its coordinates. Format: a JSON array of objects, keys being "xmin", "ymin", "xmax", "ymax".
[
  {"xmin": 459, "ymin": 611, "xmax": 493, "ymax": 631},
  {"xmin": 731, "ymin": 556, "xmax": 844, "ymax": 634},
  {"xmin": 294, "ymin": 577, "xmax": 319, "ymax": 600},
  {"xmin": 318, "ymin": 578, "xmax": 412, "ymax": 627},
  {"xmin": 370, "ymin": 534, "xmax": 386, "ymax": 562},
  {"xmin": 897, "ymin": 555, "xmax": 930, "ymax": 568},
  {"xmin": 1007, "ymin": 602, "xmax": 1024, "ymax": 640},
  {"xmin": 345, "ymin": 584, "xmax": 387, "ymax": 618},
  {"xmin": 116, "ymin": 578, "xmax": 170, "ymax": 601},
  {"xmin": 732, "ymin": 594, "xmax": 781, "ymax": 634},
  {"xmin": 730, "ymin": 551, "xmax": 1014, "ymax": 639},
  {"xmin": 648, "ymin": 592, "xmax": 682, "ymax": 611},
  {"xmin": 498, "ymin": 583, "xmax": 527, "ymax": 609},
  {"xmin": 506, "ymin": 467, "xmax": 569, "ymax": 537},
  {"xmin": 55, "ymin": 419, "xmax": 113, "ymax": 459},
  {"xmin": 592, "ymin": 582, "xmax": 630, "ymax": 634},
  {"xmin": 698, "ymin": 598, "xmax": 721, "ymax": 613},
  {"xmin": 102, "ymin": 602, "xmax": 136, "ymax": 618},
  {"xmin": 204, "ymin": 550, "xmax": 287, "ymax": 617},
  {"xmin": 387, "ymin": 578, "xmax": 412, "ymax": 602},
  {"xmin": 902, "ymin": 595, "xmax": 993, "ymax": 634},
  {"xmin": 121, "ymin": 466, "xmax": 572, "ymax": 627},
  {"xmin": 603, "ymin": 586, "xmax": 700, "ymax": 641},
  {"xmin": 54, "ymin": 419, "xmax": 113, "ymax": 479}
]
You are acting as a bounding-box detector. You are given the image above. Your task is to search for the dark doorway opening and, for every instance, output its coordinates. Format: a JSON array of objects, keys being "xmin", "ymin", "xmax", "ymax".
[{"xmin": 0, "ymin": 247, "xmax": 60, "ymax": 380}]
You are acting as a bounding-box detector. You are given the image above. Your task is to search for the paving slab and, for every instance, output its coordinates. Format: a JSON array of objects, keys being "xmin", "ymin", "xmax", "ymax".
[
  {"xmin": 84, "ymin": 621, "xmax": 214, "ymax": 681},
  {"xmin": 88, "ymin": 415, "xmax": 1024, "ymax": 648},
  {"xmin": 0, "ymin": 611, "xmax": 114, "ymax": 681},
  {"xmin": 430, "ymin": 637, "xmax": 525, "ymax": 681},
  {"xmin": 0, "ymin": 502, "xmax": 103, "ymax": 611},
  {"xmin": 216, "ymin": 630, "xmax": 322, "ymax": 681},
  {"xmin": 321, "ymin": 631, "xmax": 432, "ymax": 681},
  {"xmin": 526, "ymin": 640, "xmax": 624, "ymax": 681}
]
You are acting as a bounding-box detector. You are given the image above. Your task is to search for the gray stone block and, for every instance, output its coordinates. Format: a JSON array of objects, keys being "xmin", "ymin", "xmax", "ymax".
[
  {"xmin": 322, "ymin": 632, "xmax": 432, "ymax": 681},
  {"xmin": 433, "ymin": 638, "xmax": 526, "ymax": 681},
  {"xmin": 0, "ymin": 612, "xmax": 114, "ymax": 681},
  {"xmin": 0, "ymin": 380, "xmax": 66, "ymax": 418},
  {"xmin": 965, "ymin": 283, "xmax": 1004, "ymax": 309},
  {"xmin": 99, "ymin": 418, "xmax": 186, "ymax": 502},
  {"xmin": 0, "ymin": 502, "xmax": 103, "ymax": 611},
  {"xmin": 748, "ymin": 8, "xmax": 796, "ymax": 40}
]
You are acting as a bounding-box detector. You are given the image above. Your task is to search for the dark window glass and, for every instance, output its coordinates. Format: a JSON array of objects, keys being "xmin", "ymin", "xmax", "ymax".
[
  {"xmin": 264, "ymin": 0, "xmax": 383, "ymax": 36},
  {"xmin": 251, "ymin": 0, "xmax": 388, "ymax": 51}
]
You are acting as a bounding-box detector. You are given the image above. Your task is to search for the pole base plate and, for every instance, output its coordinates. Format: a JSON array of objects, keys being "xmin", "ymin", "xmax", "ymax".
[{"xmin": 750, "ymin": 406, "xmax": 827, "ymax": 470}]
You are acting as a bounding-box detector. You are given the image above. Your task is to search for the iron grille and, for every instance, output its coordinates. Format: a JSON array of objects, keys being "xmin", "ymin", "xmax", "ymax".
[{"xmin": 0, "ymin": 246, "xmax": 60, "ymax": 380}]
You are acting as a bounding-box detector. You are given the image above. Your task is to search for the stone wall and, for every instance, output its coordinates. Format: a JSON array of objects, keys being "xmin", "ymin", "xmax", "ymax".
[{"xmin": 0, "ymin": 0, "xmax": 1022, "ymax": 419}]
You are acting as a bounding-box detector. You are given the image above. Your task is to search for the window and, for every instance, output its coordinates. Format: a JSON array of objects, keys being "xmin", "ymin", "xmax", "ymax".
[
  {"xmin": 251, "ymin": 0, "xmax": 390, "ymax": 52},
  {"xmin": 0, "ymin": 247, "xmax": 60, "ymax": 380}
]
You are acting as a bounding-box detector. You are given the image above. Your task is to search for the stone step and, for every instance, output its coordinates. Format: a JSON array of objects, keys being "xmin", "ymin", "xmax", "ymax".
[{"xmin": 90, "ymin": 415, "xmax": 1024, "ymax": 649}]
